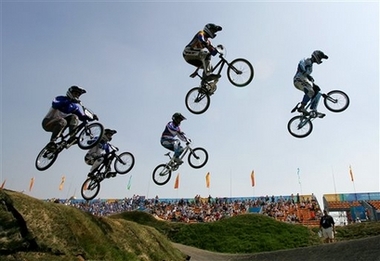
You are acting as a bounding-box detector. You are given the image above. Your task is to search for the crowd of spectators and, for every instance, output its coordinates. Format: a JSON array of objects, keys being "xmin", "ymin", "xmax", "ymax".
[{"xmin": 49, "ymin": 192, "xmax": 321, "ymax": 225}]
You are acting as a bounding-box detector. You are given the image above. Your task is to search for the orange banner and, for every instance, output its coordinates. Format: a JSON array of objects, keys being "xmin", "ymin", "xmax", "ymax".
[
  {"xmin": 206, "ymin": 172, "xmax": 210, "ymax": 188},
  {"xmin": 349, "ymin": 165, "xmax": 354, "ymax": 182},
  {"xmin": 0, "ymin": 179, "xmax": 6, "ymax": 189},
  {"xmin": 29, "ymin": 177, "xmax": 35, "ymax": 192},
  {"xmin": 59, "ymin": 176, "xmax": 66, "ymax": 191},
  {"xmin": 174, "ymin": 174, "xmax": 180, "ymax": 189},
  {"xmin": 251, "ymin": 170, "xmax": 255, "ymax": 187}
]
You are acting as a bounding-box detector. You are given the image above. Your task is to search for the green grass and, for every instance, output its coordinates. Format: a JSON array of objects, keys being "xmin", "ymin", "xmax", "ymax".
[
  {"xmin": 111, "ymin": 211, "xmax": 321, "ymax": 254},
  {"xmin": 111, "ymin": 207, "xmax": 380, "ymax": 254}
]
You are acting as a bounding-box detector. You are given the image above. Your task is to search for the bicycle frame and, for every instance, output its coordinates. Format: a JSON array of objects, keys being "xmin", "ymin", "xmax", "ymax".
[
  {"xmin": 164, "ymin": 143, "xmax": 194, "ymax": 170},
  {"xmin": 54, "ymin": 121, "xmax": 89, "ymax": 151},
  {"xmin": 89, "ymin": 145, "xmax": 122, "ymax": 178},
  {"xmin": 195, "ymin": 55, "xmax": 239, "ymax": 81}
]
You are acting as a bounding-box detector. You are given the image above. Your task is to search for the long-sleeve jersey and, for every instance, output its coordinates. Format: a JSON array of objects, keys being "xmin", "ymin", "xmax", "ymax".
[
  {"xmin": 294, "ymin": 58, "xmax": 313, "ymax": 79},
  {"xmin": 86, "ymin": 139, "xmax": 112, "ymax": 158},
  {"xmin": 161, "ymin": 121, "xmax": 186, "ymax": 142},
  {"xmin": 44, "ymin": 96, "xmax": 90, "ymax": 122},
  {"xmin": 185, "ymin": 30, "xmax": 212, "ymax": 50}
]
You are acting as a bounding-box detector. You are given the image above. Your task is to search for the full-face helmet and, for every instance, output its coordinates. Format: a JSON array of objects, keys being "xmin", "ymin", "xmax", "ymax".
[
  {"xmin": 172, "ymin": 112, "xmax": 186, "ymax": 125},
  {"xmin": 203, "ymin": 23, "xmax": 222, "ymax": 39},
  {"xmin": 66, "ymin": 85, "xmax": 86, "ymax": 102},
  {"xmin": 103, "ymin": 129, "xmax": 117, "ymax": 142},
  {"xmin": 311, "ymin": 50, "xmax": 328, "ymax": 64}
]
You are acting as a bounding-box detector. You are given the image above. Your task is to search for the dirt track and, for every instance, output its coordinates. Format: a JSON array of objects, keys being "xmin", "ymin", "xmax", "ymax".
[{"xmin": 173, "ymin": 235, "xmax": 380, "ymax": 261}]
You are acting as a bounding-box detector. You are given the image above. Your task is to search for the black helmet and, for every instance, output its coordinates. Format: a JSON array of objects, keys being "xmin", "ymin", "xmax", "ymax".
[
  {"xmin": 67, "ymin": 85, "xmax": 86, "ymax": 101},
  {"xmin": 172, "ymin": 112, "xmax": 186, "ymax": 125},
  {"xmin": 311, "ymin": 50, "xmax": 328, "ymax": 64},
  {"xmin": 103, "ymin": 129, "xmax": 117, "ymax": 141},
  {"xmin": 204, "ymin": 23, "xmax": 222, "ymax": 39}
]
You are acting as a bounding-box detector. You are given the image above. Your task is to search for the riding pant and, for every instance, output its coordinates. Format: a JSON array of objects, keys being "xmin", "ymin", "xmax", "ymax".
[
  {"xmin": 161, "ymin": 138, "xmax": 184, "ymax": 158},
  {"xmin": 183, "ymin": 47, "xmax": 212, "ymax": 76},
  {"xmin": 42, "ymin": 114, "xmax": 78, "ymax": 141},
  {"xmin": 293, "ymin": 77, "xmax": 321, "ymax": 110}
]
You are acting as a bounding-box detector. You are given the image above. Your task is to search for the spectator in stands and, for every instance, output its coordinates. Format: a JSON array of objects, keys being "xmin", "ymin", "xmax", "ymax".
[{"xmin": 319, "ymin": 209, "xmax": 335, "ymax": 243}]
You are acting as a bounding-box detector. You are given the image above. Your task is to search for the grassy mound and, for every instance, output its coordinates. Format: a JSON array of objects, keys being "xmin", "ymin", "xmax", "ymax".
[
  {"xmin": 111, "ymin": 211, "xmax": 321, "ymax": 253},
  {"xmin": 0, "ymin": 189, "xmax": 186, "ymax": 261}
]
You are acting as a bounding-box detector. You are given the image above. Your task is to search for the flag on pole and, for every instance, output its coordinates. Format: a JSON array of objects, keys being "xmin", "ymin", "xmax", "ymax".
[
  {"xmin": 349, "ymin": 165, "xmax": 354, "ymax": 182},
  {"xmin": 29, "ymin": 177, "xmax": 35, "ymax": 192},
  {"xmin": 127, "ymin": 175, "xmax": 132, "ymax": 190},
  {"xmin": 59, "ymin": 176, "xmax": 66, "ymax": 191},
  {"xmin": 250, "ymin": 170, "xmax": 255, "ymax": 187},
  {"xmin": 297, "ymin": 168, "xmax": 301, "ymax": 185},
  {"xmin": 206, "ymin": 172, "xmax": 210, "ymax": 188},
  {"xmin": 0, "ymin": 180, "xmax": 6, "ymax": 189},
  {"xmin": 174, "ymin": 173, "xmax": 180, "ymax": 189}
]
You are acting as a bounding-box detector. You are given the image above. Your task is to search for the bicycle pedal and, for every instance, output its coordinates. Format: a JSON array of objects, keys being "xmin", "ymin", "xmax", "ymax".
[{"xmin": 309, "ymin": 111, "xmax": 317, "ymax": 118}]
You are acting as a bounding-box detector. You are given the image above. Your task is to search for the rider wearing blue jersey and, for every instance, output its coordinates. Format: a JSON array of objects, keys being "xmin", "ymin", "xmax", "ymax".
[
  {"xmin": 161, "ymin": 113, "xmax": 187, "ymax": 164},
  {"xmin": 42, "ymin": 86, "xmax": 96, "ymax": 148},
  {"xmin": 293, "ymin": 50, "xmax": 328, "ymax": 117},
  {"xmin": 183, "ymin": 23, "xmax": 222, "ymax": 93}
]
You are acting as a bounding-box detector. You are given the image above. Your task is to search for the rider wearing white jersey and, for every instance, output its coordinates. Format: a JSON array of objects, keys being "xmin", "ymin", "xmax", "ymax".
[{"xmin": 293, "ymin": 50, "xmax": 328, "ymax": 117}]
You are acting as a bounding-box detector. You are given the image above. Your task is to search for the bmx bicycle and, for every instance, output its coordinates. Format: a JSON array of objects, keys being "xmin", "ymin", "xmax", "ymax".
[
  {"xmin": 35, "ymin": 105, "xmax": 104, "ymax": 171},
  {"xmin": 287, "ymin": 89, "xmax": 350, "ymax": 138},
  {"xmin": 81, "ymin": 144, "xmax": 135, "ymax": 200},
  {"xmin": 152, "ymin": 138, "xmax": 208, "ymax": 186},
  {"xmin": 185, "ymin": 44, "xmax": 254, "ymax": 114}
]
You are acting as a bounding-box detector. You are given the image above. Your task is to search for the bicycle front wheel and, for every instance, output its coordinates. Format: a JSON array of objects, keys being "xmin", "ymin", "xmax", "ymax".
[
  {"xmin": 81, "ymin": 177, "xmax": 100, "ymax": 200},
  {"xmin": 185, "ymin": 87, "xmax": 211, "ymax": 114},
  {"xmin": 35, "ymin": 146, "xmax": 58, "ymax": 171},
  {"xmin": 287, "ymin": 116, "xmax": 313, "ymax": 138},
  {"xmin": 227, "ymin": 58, "xmax": 254, "ymax": 87},
  {"xmin": 114, "ymin": 152, "xmax": 135, "ymax": 174},
  {"xmin": 78, "ymin": 122, "xmax": 104, "ymax": 150},
  {"xmin": 188, "ymin": 147, "xmax": 208, "ymax": 169},
  {"xmin": 152, "ymin": 164, "xmax": 172, "ymax": 186},
  {"xmin": 324, "ymin": 90, "xmax": 350, "ymax": 113}
]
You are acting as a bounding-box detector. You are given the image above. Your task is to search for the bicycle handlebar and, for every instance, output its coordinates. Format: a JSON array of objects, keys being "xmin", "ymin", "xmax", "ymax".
[
  {"xmin": 108, "ymin": 143, "xmax": 119, "ymax": 152},
  {"xmin": 215, "ymin": 44, "xmax": 225, "ymax": 56}
]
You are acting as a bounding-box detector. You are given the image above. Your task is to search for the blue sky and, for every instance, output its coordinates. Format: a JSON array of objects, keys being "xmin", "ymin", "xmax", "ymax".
[{"xmin": 1, "ymin": 1, "xmax": 379, "ymax": 205}]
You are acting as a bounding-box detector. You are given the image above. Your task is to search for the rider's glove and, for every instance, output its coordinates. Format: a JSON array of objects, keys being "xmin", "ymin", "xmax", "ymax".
[
  {"xmin": 210, "ymin": 47, "xmax": 218, "ymax": 56},
  {"xmin": 92, "ymin": 114, "xmax": 99, "ymax": 121}
]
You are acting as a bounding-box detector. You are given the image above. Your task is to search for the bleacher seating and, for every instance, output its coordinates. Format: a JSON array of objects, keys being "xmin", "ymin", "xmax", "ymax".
[
  {"xmin": 53, "ymin": 192, "xmax": 380, "ymax": 226},
  {"xmin": 368, "ymin": 200, "xmax": 380, "ymax": 210},
  {"xmin": 327, "ymin": 201, "xmax": 361, "ymax": 211}
]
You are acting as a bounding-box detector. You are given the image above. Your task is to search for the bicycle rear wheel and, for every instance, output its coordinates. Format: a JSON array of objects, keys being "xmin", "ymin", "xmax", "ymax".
[
  {"xmin": 78, "ymin": 123, "xmax": 104, "ymax": 150},
  {"xmin": 81, "ymin": 177, "xmax": 100, "ymax": 200},
  {"xmin": 188, "ymin": 147, "xmax": 208, "ymax": 169},
  {"xmin": 35, "ymin": 146, "xmax": 58, "ymax": 171},
  {"xmin": 185, "ymin": 87, "xmax": 211, "ymax": 114},
  {"xmin": 323, "ymin": 90, "xmax": 350, "ymax": 113},
  {"xmin": 287, "ymin": 115, "xmax": 313, "ymax": 138},
  {"xmin": 227, "ymin": 58, "xmax": 254, "ymax": 87},
  {"xmin": 152, "ymin": 164, "xmax": 172, "ymax": 186},
  {"xmin": 114, "ymin": 152, "xmax": 135, "ymax": 174}
]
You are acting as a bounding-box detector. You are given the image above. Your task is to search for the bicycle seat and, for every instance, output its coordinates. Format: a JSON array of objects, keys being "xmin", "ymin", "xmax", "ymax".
[{"xmin": 164, "ymin": 152, "xmax": 170, "ymax": 156}]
